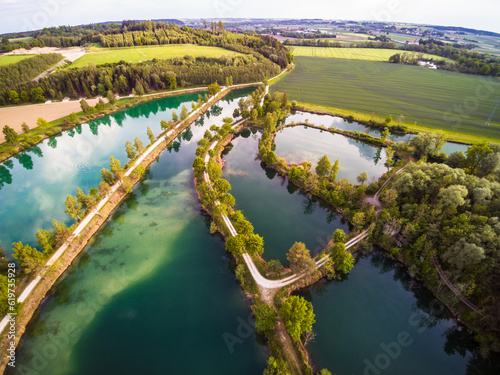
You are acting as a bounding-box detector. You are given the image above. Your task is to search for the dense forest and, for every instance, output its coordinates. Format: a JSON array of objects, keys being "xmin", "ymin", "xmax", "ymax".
[
  {"xmin": 0, "ymin": 23, "xmax": 292, "ymax": 106},
  {"xmin": 374, "ymin": 136, "xmax": 500, "ymax": 353},
  {"xmin": 0, "ymin": 53, "xmax": 63, "ymax": 92}
]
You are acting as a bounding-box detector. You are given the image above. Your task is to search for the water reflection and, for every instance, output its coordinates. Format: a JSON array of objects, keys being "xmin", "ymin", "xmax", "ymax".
[{"xmin": 0, "ymin": 90, "xmax": 248, "ymax": 253}]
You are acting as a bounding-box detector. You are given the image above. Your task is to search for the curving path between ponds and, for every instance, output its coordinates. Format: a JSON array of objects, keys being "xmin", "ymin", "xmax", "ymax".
[{"xmin": 202, "ymin": 121, "xmax": 369, "ymax": 290}]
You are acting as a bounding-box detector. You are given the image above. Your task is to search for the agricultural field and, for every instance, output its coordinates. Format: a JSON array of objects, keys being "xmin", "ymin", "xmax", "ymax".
[
  {"xmin": 272, "ymin": 57, "xmax": 500, "ymax": 142},
  {"xmin": 0, "ymin": 54, "xmax": 32, "ymax": 66},
  {"xmin": 68, "ymin": 44, "xmax": 243, "ymax": 69},
  {"xmin": 288, "ymin": 47, "xmax": 451, "ymax": 62}
]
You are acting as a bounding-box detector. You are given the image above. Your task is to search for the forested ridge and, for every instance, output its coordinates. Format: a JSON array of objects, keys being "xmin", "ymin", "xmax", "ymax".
[{"xmin": 0, "ymin": 22, "xmax": 291, "ymax": 106}]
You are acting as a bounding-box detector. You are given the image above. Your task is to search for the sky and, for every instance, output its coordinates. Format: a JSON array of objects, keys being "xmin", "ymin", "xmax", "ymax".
[{"xmin": 1, "ymin": 0, "xmax": 499, "ymax": 35}]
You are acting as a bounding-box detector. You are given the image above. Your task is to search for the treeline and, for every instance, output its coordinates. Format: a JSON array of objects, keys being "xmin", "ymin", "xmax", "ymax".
[
  {"xmin": 374, "ymin": 134, "xmax": 500, "ymax": 353},
  {"xmin": 398, "ymin": 39, "xmax": 500, "ymax": 76},
  {"xmin": 259, "ymin": 28, "xmax": 336, "ymax": 39},
  {"xmin": 0, "ymin": 24, "xmax": 121, "ymax": 51},
  {"xmin": 0, "ymin": 55, "xmax": 280, "ymax": 106},
  {"xmin": 0, "ymin": 53, "xmax": 63, "ymax": 93}
]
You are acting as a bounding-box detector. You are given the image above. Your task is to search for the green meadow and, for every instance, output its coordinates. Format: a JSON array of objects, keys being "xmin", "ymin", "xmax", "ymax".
[
  {"xmin": 273, "ymin": 57, "xmax": 500, "ymax": 142},
  {"xmin": 68, "ymin": 44, "xmax": 243, "ymax": 69},
  {"xmin": 288, "ymin": 47, "xmax": 450, "ymax": 62}
]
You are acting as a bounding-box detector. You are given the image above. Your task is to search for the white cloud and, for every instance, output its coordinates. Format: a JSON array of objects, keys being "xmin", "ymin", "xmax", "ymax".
[{"xmin": 0, "ymin": 0, "xmax": 499, "ymax": 34}]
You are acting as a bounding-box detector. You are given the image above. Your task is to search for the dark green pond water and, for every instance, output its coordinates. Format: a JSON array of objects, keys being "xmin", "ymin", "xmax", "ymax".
[
  {"xmin": 222, "ymin": 130, "xmax": 349, "ymax": 263},
  {"xmin": 11, "ymin": 89, "xmax": 267, "ymax": 375}
]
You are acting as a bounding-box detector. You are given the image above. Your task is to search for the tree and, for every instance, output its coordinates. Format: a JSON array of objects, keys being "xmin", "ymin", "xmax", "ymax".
[
  {"xmin": 171, "ymin": 110, "xmax": 178, "ymax": 123},
  {"xmin": 80, "ymin": 99, "xmax": 91, "ymax": 114},
  {"xmin": 21, "ymin": 122, "xmax": 30, "ymax": 134},
  {"xmin": 125, "ymin": 141, "xmax": 136, "ymax": 160},
  {"xmin": 437, "ymin": 185, "xmax": 468, "ymax": 207},
  {"xmin": 134, "ymin": 81, "xmax": 145, "ymax": 96},
  {"xmin": 192, "ymin": 157, "xmax": 206, "ymax": 175},
  {"xmin": 465, "ymin": 142, "xmax": 493, "ymax": 175},
  {"xmin": 251, "ymin": 109, "xmax": 258, "ymax": 120},
  {"xmin": 225, "ymin": 235, "xmax": 246, "ymax": 256},
  {"xmin": 331, "ymin": 229, "xmax": 346, "ymax": 244},
  {"xmin": 380, "ymin": 188, "xmax": 398, "ymax": 206},
  {"xmin": 106, "ymin": 90, "xmax": 117, "ymax": 104},
  {"xmin": 2, "ymin": 125, "xmax": 18, "ymax": 144},
  {"xmin": 315, "ymin": 155, "xmax": 331, "ymax": 178},
  {"xmin": 147, "ymin": 126, "xmax": 155, "ymax": 145},
  {"xmin": 384, "ymin": 115, "xmax": 392, "ymax": 125},
  {"xmin": 208, "ymin": 82, "xmax": 220, "ymax": 96},
  {"xmin": 266, "ymin": 151, "xmax": 278, "ymax": 165},
  {"xmin": 381, "ymin": 128, "xmax": 390, "ymax": 141},
  {"xmin": 65, "ymin": 194, "xmax": 84, "ymax": 220},
  {"xmin": 214, "ymin": 179, "xmax": 231, "ymax": 194},
  {"xmin": 30, "ymin": 87, "xmax": 45, "ymax": 103},
  {"xmin": 12, "ymin": 242, "xmax": 45, "ymax": 274},
  {"xmin": 351, "ymin": 212, "xmax": 365, "ymax": 231},
  {"xmin": 330, "ymin": 243, "xmax": 355, "ymax": 275},
  {"xmin": 246, "ymin": 234, "xmax": 264, "ymax": 255},
  {"xmin": 385, "ymin": 147, "xmax": 394, "ymax": 171},
  {"xmin": 101, "ymin": 168, "xmax": 114, "ymax": 185},
  {"xmin": 287, "ymin": 242, "xmax": 316, "ymax": 275},
  {"xmin": 357, "ymin": 171, "xmax": 368, "ymax": 186},
  {"xmin": 409, "ymin": 132, "xmax": 445, "ymax": 159},
  {"xmin": 442, "ymin": 238, "xmax": 485, "ymax": 271},
  {"xmin": 180, "ymin": 105, "xmax": 189, "ymax": 120},
  {"xmin": 253, "ymin": 303, "xmax": 277, "ymax": 334},
  {"xmin": 134, "ymin": 137, "xmax": 145, "ymax": 154},
  {"xmin": 98, "ymin": 181, "xmax": 110, "ymax": 196},
  {"xmin": 36, "ymin": 228, "xmax": 55, "ymax": 254},
  {"xmin": 109, "ymin": 156, "xmax": 122, "ymax": 181},
  {"xmin": 279, "ymin": 295, "xmax": 315, "ymax": 341}
]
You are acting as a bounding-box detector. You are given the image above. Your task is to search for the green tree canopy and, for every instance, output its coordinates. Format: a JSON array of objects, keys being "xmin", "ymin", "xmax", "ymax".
[
  {"xmin": 279, "ymin": 295, "xmax": 315, "ymax": 341},
  {"xmin": 315, "ymin": 155, "xmax": 331, "ymax": 178},
  {"xmin": 287, "ymin": 242, "xmax": 316, "ymax": 275}
]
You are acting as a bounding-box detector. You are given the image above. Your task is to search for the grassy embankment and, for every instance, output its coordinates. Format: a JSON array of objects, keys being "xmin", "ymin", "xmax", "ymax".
[
  {"xmin": 67, "ymin": 44, "xmax": 243, "ymax": 69},
  {"xmin": 272, "ymin": 57, "xmax": 500, "ymax": 144}
]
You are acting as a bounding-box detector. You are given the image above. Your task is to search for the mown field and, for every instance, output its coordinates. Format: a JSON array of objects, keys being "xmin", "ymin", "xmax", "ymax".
[
  {"xmin": 272, "ymin": 57, "xmax": 500, "ymax": 142},
  {"xmin": 0, "ymin": 54, "xmax": 32, "ymax": 66},
  {"xmin": 69, "ymin": 44, "xmax": 243, "ymax": 69},
  {"xmin": 288, "ymin": 47, "xmax": 450, "ymax": 62}
]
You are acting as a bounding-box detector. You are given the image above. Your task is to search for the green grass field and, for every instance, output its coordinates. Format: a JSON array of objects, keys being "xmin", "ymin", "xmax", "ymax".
[
  {"xmin": 272, "ymin": 57, "xmax": 500, "ymax": 143},
  {"xmin": 289, "ymin": 47, "xmax": 450, "ymax": 62},
  {"xmin": 0, "ymin": 54, "xmax": 32, "ymax": 66},
  {"xmin": 69, "ymin": 45, "xmax": 243, "ymax": 69}
]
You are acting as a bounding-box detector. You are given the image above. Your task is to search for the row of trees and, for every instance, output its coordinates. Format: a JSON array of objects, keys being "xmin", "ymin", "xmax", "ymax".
[{"xmin": 0, "ymin": 53, "xmax": 63, "ymax": 92}]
